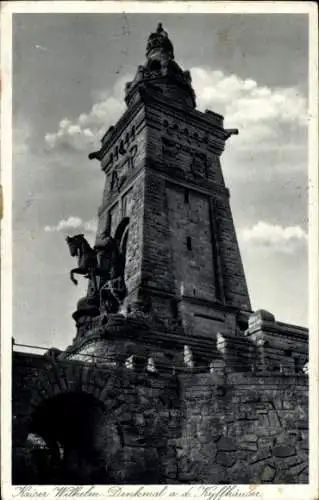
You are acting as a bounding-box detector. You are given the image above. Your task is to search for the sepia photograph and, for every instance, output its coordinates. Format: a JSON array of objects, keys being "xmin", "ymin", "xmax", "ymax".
[{"xmin": 1, "ymin": 2, "xmax": 318, "ymax": 498}]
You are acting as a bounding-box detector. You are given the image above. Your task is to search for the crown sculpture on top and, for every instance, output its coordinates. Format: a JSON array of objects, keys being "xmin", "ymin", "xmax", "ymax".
[{"xmin": 124, "ymin": 22, "xmax": 196, "ymax": 108}]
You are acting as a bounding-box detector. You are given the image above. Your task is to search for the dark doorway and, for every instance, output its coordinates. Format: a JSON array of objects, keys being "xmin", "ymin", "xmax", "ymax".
[{"xmin": 26, "ymin": 391, "xmax": 120, "ymax": 484}]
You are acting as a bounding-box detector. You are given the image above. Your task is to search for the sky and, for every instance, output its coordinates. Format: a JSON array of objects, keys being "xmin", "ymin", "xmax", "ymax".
[{"xmin": 12, "ymin": 13, "xmax": 309, "ymax": 351}]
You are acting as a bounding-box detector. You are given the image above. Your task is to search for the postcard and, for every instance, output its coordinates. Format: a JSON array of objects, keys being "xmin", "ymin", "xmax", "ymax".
[{"xmin": 1, "ymin": 2, "xmax": 318, "ymax": 499}]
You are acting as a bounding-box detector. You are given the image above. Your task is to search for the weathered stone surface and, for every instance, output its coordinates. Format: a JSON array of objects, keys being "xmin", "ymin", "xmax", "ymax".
[
  {"xmin": 260, "ymin": 465, "xmax": 276, "ymax": 482},
  {"xmin": 249, "ymin": 448, "xmax": 272, "ymax": 465},
  {"xmin": 242, "ymin": 433, "xmax": 258, "ymax": 442},
  {"xmin": 283, "ymin": 455, "xmax": 305, "ymax": 468},
  {"xmin": 216, "ymin": 451, "xmax": 236, "ymax": 467},
  {"xmin": 239, "ymin": 442, "xmax": 258, "ymax": 451},
  {"xmin": 216, "ymin": 436, "xmax": 237, "ymax": 451},
  {"xmin": 272, "ymin": 445, "xmax": 296, "ymax": 458},
  {"xmin": 290, "ymin": 462, "xmax": 307, "ymax": 477}
]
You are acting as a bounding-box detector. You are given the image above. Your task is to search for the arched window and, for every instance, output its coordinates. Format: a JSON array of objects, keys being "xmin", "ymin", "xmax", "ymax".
[
  {"xmin": 114, "ymin": 217, "xmax": 130, "ymax": 274},
  {"xmin": 119, "ymin": 140, "xmax": 126, "ymax": 155},
  {"xmin": 120, "ymin": 226, "xmax": 129, "ymax": 256}
]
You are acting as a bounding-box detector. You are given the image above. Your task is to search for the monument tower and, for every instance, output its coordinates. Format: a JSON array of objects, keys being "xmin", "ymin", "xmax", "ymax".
[
  {"xmin": 66, "ymin": 23, "xmax": 252, "ymax": 370},
  {"xmin": 12, "ymin": 24, "xmax": 309, "ymax": 486}
]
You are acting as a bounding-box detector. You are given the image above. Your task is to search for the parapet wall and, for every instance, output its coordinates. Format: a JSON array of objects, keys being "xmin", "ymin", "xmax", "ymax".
[{"xmin": 12, "ymin": 351, "xmax": 308, "ymax": 484}]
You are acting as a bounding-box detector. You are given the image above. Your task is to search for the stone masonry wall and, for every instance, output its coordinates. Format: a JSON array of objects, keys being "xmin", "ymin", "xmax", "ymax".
[
  {"xmin": 166, "ymin": 184, "xmax": 216, "ymax": 302},
  {"xmin": 142, "ymin": 171, "xmax": 175, "ymax": 296},
  {"xmin": 144, "ymin": 100, "xmax": 251, "ymax": 314},
  {"xmin": 177, "ymin": 372, "xmax": 308, "ymax": 484},
  {"xmin": 13, "ymin": 352, "xmax": 308, "ymax": 484},
  {"xmin": 12, "ymin": 352, "xmax": 181, "ymax": 484}
]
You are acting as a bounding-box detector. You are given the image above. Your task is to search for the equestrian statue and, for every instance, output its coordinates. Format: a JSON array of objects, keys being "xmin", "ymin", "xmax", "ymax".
[
  {"xmin": 66, "ymin": 234, "xmax": 98, "ymax": 291},
  {"xmin": 66, "ymin": 232, "xmax": 127, "ymax": 315}
]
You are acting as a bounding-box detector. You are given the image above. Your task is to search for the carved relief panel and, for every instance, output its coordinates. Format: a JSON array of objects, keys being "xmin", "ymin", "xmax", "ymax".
[
  {"xmin": 110, "ymin": 144, "xmax": 138, "ymax": 192},
  {"xmin": 160, "ymin": 118, "xmax": 224, "ymax": 185},
  {"xmin": 161, "ymin": 130, "xmax": 208, "ymax": 181},
  {"xmin": 102, "ymin": 123, "xmax": 141, "ymax": 202}
]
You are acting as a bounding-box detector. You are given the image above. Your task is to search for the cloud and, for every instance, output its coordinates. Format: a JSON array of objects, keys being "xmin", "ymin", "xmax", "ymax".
[
  {"xmin": 187, "ymin": 68, "xmax": 308, "ymax": 234},
  {"xmin": 44, "ymin": 67, "xmax": 308, "ymax": 157},
  {"xmin": 191, "ymin": 67, "xmax": 308, "ymax": 150},
  {"xmin": 44, "ymin": 75, "xmax": 130, "ymax": 152},
  {"xmin": 44, "ymin": 216, "xmax": 97, "ymax": 234},
  {"xmin": 239, "ymin": 221, "xmax": 308, "ymax": 254},
  {"xmin": 13, "ymin": 118, "xmax": 33, "ymax": 159}
]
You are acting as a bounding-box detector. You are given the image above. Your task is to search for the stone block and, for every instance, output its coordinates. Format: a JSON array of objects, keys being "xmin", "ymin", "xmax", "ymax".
[
  {"xmin": 295, "ymin": 419, "xmax": 308, "ymax": 430},
  {"xmin": 118, "ymin": 411, "xmax": 133, "ymax": 423},
  {"xmin": 161, "ymin": 454, "xmax": 178, "ymax": 479},
  {"xmin": 240, "ymin": 442, "xmax": 258, "ymax": 452},
  {"xmin": 249, "ymin": 448, "xmax": 272, "ymax": 465},
  {"xmin": 242, "ymin": 433, "xmax": 258, "ymax": 442},
  {"xmin": 283, "ymin": 455, "xmax": 305, "ymax": 468},
  {"xmin": 260, "ymin": 465, "xmax": 276, "ymax": 482},
  {"xmin": 289, "ymin": 462, "xmax": 307, "ymax": 477},
  {"xmin": 268, "ymin": 410, "xmax": 282, "ymax": 429},
  {"xmin": 216, "ymin": 436, "xmax": 236, "ymax": 451},
  {"xmin": 177, "ymin": 457, "xmax": 198, "ymax": 481},
  {"xmin": 216, "ymin": 451, "xmax": 236, "ymax": 467},
  {"xmin": 272, "ymin": 445, "xmax": 296, "ymax": 458}
]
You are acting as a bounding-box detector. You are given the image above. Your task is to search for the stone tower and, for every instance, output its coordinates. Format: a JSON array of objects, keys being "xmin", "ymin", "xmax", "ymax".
[
  {"xmin": 12, "ymin": 24, "xmax": 309, "ymax": 486},
  {"xmin": 67, "ymin": 23, "xmax": 253, "ymax": 369}
]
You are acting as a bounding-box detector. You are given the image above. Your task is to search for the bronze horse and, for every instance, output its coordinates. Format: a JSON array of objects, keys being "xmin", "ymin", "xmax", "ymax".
[
  {"xmin": 66, "ymin": 233, "xmax": 127, "ymax": 314},
  {"xmin": 66, "ymin": 234, "xmax": 98, "ymax": 293}
]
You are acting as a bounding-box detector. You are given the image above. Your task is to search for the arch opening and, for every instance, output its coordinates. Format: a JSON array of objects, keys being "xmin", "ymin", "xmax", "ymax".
[
  {"xmin": 25, "ymin": 391, "xmax": 121, "ymax": 484},
  {"xmin": 114, "ymin": 217, "xmax": 130, "ymax": 276}
]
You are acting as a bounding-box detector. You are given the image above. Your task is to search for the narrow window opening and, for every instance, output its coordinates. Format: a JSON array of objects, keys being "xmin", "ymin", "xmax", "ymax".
[
  {"xmin": 119, "ymin": 140, "xmax": 126, "ymax": 155},
  {"xmin": 107, "ymin": 211, "xmax": 113, "ymax": 234},
  {"xmin": 186, "ymin": 236, "xmax": 192, "ymax": 251},
  {"xmin": 170, "ymin": 299, "xmax": 178, "ymax": 318},
  {"xmin": 184, "ymin": 189, "xmax": 189, "ymax": 204}
]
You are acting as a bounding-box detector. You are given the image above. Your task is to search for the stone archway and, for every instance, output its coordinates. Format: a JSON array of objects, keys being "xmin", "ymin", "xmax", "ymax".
[
  {"xmin": 114, "ymin": 217, "xmax": 130, "ymax": 247},
  {"xmin": 14, "ymin": 360, "xmax": 178, "ymax": 484},
  {"xmin": 16, "ymin": 362, "xmax": 125, "ymax": 484},
  {"xmin": 114, "ymin": 217, "xmax": 130, "ymax": 271},
  {"xmin": 28, "ymin": 391, "xmax": 122, "ymax": 484}
]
